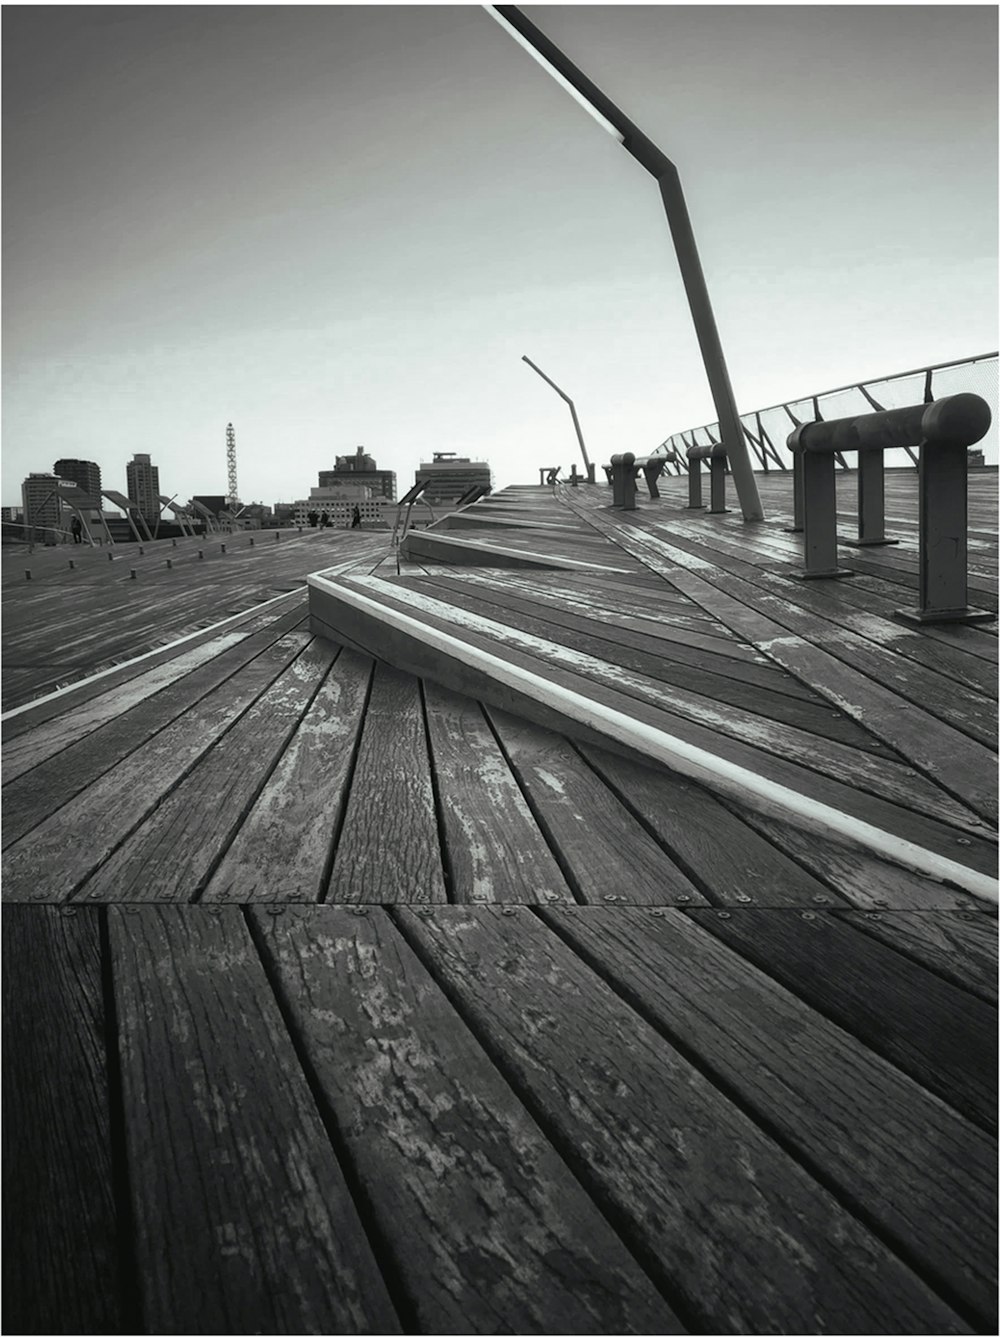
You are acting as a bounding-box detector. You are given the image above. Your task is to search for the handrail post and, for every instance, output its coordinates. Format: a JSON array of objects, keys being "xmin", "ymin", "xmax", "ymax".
[
  {"xmin": 784, "ymin": 452, "xmax": 804, "ymax": 533},
  {"xmin": 610, "ymin": 453, "xmax": 637, "ymax": 509},
  {"xmin": 788, "ymin": 431, "xmax": 853, "ymax": 579},
  {"xmin": 642, "ymin": 458, "xmax": 665, "ymax": 499},
  {"xmin": 685, "ymin": 450, "xmax": 705, "ymax": 509},
  {"xmin": 708, "ymin": 446, "xmax": 730, "ymax": 514},
  {"xmin": 896, "ymin": 437, "xmax": 994, "ymax": 625},
  {"xmin": 842, "ymin": 448, "xmax": 899, "ymax": 548}
]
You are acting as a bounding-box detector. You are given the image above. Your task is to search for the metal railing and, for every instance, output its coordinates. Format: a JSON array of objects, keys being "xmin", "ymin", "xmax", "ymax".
[{"xmin": 652, "ymin": 352, "xmax": 999, "ymax": 473}]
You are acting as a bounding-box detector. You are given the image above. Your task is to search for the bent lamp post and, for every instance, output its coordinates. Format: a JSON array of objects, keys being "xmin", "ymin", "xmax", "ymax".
[
  {"xmin": 486, "ymin": 4, "xmax": 764, "ymax": 522},
  {"xmin": 522, "ymin": 355, "xmax": 596, "ymax": 483}
]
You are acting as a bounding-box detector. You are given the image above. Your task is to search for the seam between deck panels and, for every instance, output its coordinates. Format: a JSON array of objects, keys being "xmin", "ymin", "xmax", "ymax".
[
  {"xmin": 318, "ymin": 660, "xmax": 377, "ymax": 904},
  {"xmin": 1, "ymin": 587, "xmax": 306, "ymax": 723},
  {"xmin": 307, "ymin": 571, "xmax": 998, "ymax": 904}
]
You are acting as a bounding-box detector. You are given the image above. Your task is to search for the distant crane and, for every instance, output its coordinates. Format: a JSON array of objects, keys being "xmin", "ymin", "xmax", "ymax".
[{"xmin": 225, "ymin": 422, "xmax": 239, "ymax": 508}]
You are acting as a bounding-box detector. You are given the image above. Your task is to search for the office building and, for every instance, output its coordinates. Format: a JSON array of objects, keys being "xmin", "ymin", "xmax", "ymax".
[
  {"xmin": 126, "ymin": 453, "xmax": 160, "ymax": 522},
  {"xmin": 318, "ymin": 446, "xmax": 396, "ymax": 500},
  {"xmin": 415, "ymin": 453, "xmax": 491, "ymax": 504},
  {"xmin": 54, "ymin": 458, "xmax": 102, "ymax": 505},
  {"xmin": 21, "ymin": 474, "xmax": 64, "ymax": 533}
]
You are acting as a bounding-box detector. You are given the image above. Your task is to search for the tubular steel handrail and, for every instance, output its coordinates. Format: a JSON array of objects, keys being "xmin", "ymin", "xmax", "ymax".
[
  {"xmin": 654, "ymin": 352, "xmax": 999, "ymax": 473},
  {"xmin": 787, "ymin": 392, "xmax": 994, "ymax": 624}
]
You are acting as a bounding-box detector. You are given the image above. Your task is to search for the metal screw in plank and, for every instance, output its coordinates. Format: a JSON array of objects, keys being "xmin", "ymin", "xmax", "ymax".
[
  {"xmin": 955, "ymin": 837, "xmax": 972, "ymax": 846},
  {"xmin": 675, "ymin": 894, "xmax": 691, "ymax": 904},
  {"xmin": 735, "ymin": 893, "xmax": 753, "ymax": 903},
  {"xmin": 800, "ymin": 911, "xmax": 816, "ymax": 921},
  {"xmin": 717, "ymin": 911, "xmax": 732, "ymax": 920},
  {"xmin": 650, "ymin": 908, "xmax": 666, "ymax": 917},
  {"xmin": 501, "ymin": 907, "xmax": 517, "ymax": 916},
  {"xmin": 59, "ymin": 906, "xmax": 77, "ymax": 917},
  {"xmin": 812, "ymin": 895, "xmax": 831, "ymax": 904}
]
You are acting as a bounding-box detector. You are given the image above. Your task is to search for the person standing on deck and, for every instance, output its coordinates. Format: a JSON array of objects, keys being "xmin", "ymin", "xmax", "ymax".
[
  {"xmin": 307, "ymin": 509, "xmax": 319, "ymax": 527},
  {"xmin": 320, "ymin": 510, "xmax": 331, "ymax": 528},
  {"xmin": 70, "ymin": 515, "xmax": 82, "ymax": 544},
  {"xmin": 351, "ymin": 505, "xmax": 361, "ymax": 529}
]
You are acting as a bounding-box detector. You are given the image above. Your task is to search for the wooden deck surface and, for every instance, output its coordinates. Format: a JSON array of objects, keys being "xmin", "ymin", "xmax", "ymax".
[{"xmin": 3, "ymin": 475, "xmax": 996, "ymax": 1334}]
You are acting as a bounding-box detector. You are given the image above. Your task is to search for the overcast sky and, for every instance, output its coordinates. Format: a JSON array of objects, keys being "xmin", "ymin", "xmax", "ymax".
[{"xmin": 3, "ymin": 3, "xmax": 997, "ymax": 507}]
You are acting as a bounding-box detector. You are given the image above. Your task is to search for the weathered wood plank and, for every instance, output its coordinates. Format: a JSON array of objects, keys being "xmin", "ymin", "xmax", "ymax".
[
  {"xmin": 687, "ymin": 907, "xmax": 997, "ymax": 1134},
  {"xmin": 724, "ymin": 807, "xmax": 991, "ymax": 912},
  {"xmin": 75, "ymin": 639, "xmax": 335, "ymax": 901},
  {"xmin": 2, "ymin": 609, "xmax": 312, "ymax": 850},
  {"xmin": 487, "ymin": 707, "xmax": 706, "ymax": 905},
  {"xmin": 202, "ymin": 648, "xmax": 373, "ymax": 902},
  {"xmin": 2, "ymin": 906, "xmax": 124, "ymax": 1335},
  {"xmin": 398, "ymin": 905, "xmax": 968, "ymax": 1335},
  {"xmin": 836, "ymin": 909, "xmax": 998, "ymax": 1005},
  {"xmin": 423, "ymin": 681, "xmax": 571, "ymax": 904},
  {"xmin": 109, "ymin": 905, "xmax": 399, "ymax": 1334},
  {"xmin": 577, "ymin": 743, "xmax": 847, "ymax": 906},
  {"xmin": 252, "ymin": 905, "xmax": 681, "ymax": 1333},
  {"xmin": 544, "ymin": 904, "xmax": 997, "ymax": 1329},
  {"xmin": 327, "ymin": 662, "xmax": 446, "ymax": 903},
  {"xmin": 2, "ymin": 629, "xmax": 311, "ymax": 902}
]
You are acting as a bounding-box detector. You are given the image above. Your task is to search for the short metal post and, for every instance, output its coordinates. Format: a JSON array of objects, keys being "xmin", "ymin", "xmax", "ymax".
[
  {"xmin": 586, "ymin": 463, "xmax": 596, "ymax": 484},
  {"xmin": 842, "ymin": 449, "xmax": 898, "ymax": 548},
  {"xmin": 797, "ymin": 452, "xmax": 852, "ymax": 579},
  {"xmin": 108, "ymin": 552, "xmax": 114, "ymax": 561},
  {"xmin": 167, "ymin": 559, "xmax": 173, "ymax": 569},
  {"xmin": 221, "ymin": 543, "xmax": 226, "ymax": 553},
  {"xmin": 708, "ymin": 449, "xmax": 729, "ymax": 514},
  {"xmin": 198, "ymin": 550, "xmax": 204, "ymax": 559},
  {"xmin": 24, "ymin": 569, "xmax": 31, "ymax": 581},
  {"xmin": 784, "ymin": 452, "xmax": 804, "ymax": 533},
  {"xmin": 68, "ymin": 560, "xmax": 75, "ymax": 570},
  {"xmin": 895, "ymin": 443, "xmax": 994, "ymax": 624},
  {"xmin": 275, "ymin": 531, "xmax": 280, "ymax": 541},
  {"xmin": 610, "ymin": 455, "xmax": 626, "ymax": 508},
  {"xmin": 686, "ymin": 456, "xmax": 704, "ymax": 509},
  {"xmin": 249, "ymin": 536, "xmax": 254, "ymax": 546},
  {"xmin": 621, "ymin": 453, "xmax": 637, "ymax": 511},
  {"xmin": 130, "ymin": 568, "xmax": 137, "ymax": 580},
  {"xmin": 570, "ymin": 463, "xmax": 579, "ymax": 487}
]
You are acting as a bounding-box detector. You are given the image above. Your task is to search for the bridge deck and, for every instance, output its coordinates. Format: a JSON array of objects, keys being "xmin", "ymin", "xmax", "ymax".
[{"xmin": 3, "ymin": 475, "xmax": 996, "ymax": 1334}]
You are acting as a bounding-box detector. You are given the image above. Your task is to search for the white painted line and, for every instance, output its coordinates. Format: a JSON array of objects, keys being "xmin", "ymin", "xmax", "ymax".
[
  {"xmin": 309, "ymin": 571, "xmax": 999, "ymax": 904},
  {"xmin": 2, "ymin": 587, "xmax": 305, "ymax": 723}
]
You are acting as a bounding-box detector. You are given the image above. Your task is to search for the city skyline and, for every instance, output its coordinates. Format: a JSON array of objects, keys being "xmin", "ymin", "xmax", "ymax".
[{"xmin": 3, "ymin": 4, "xmax": 997, "ymax": 509}]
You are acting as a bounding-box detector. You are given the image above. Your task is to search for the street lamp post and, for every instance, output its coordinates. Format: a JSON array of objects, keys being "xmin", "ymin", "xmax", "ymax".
[
  {"xmin": 521, "ymin": 355, "xmax": 595, "ymax": 483},
  {"xmin": 486, "ymin": 5, "xmax": 764, "ymax": 522}
]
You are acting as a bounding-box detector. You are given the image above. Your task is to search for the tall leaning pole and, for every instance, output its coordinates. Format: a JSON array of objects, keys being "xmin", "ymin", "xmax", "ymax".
[{"xmin": 486, "ymin": 5, "xmax": 764, "ymax": 522}]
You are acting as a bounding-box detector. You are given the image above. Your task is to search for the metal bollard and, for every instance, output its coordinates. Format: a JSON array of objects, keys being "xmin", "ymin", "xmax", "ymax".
[
  {"xmin": 130, "ymin": 568, "xmax": 137, "ymax": 580},
  {"xmin": 275, "ymin": 531, "xmax": 280, "ymax": 541},
  {"xmin": 108, "ymin": 551, "xmax": 114, "ymax": 561},
  {"xmin": 708, "ymin": 446, "xmax": 730, "ymax": 514},
  {"xmin": 139, "ymin": 546, "xmax": 145, "ymax": 555},
  {"xmin": 685, "ymin": 447, "xmax": 708, "ymax": 509},
  {"xmin": 221, "ymin": 543, "xmax": 226, "ymax": 554},
  {"xmin": 167, "ymin": 559, "xmax": 173, "ymax": 569},
  {"xmin": 24, "ymin": 569, "xmax": 31, "ymax": 581},
  {"xmin": 172, "ymin": 538, "xmax": 177, "ymax": 547},
  {"xmin": 68, "ymin": 560, "xmax": 75, "ymax": 570},
  {"xmin": 198, "ymin": 550, "xmax": 204, "ymax": 559},
  {"xmin": 249, "ymin": 536, "xmax": 254, "ymax": 546}
]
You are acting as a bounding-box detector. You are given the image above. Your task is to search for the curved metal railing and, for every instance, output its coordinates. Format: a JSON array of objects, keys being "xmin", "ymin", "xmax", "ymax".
[{"xmin": 651, "ymin": 351, "xmax": 999, "ymax": 472}]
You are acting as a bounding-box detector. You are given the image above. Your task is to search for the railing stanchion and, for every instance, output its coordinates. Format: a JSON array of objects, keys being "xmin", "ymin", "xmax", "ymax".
[
  {"xmin": 685, "ymin": 449, "xmax": 706, "ymax": 509},
  {"xmin": 843, "ymin": 448, "xmax": 898, "ymax": 548},
  {"xmin": 708, "ymin": 446, "xmax": 729, "ymax": 514}
]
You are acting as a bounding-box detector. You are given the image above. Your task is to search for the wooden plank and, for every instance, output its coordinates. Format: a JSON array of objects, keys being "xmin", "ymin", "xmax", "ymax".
[
  {"xmin": 836, "ymin": 909, "xmax": 998, "ymax": 1005},
  {"xmin": 544, "ymin": 905, "xmax": 997, "ymax": 1329},
  {"xmin": 309, "ymin": 572, "xmax": 995, "ymax": 884},
  {"xmin": 2, "ymin": 629, "xmax": 311, "ymax": 902},
  {"xmin": 326, "ymin": 662, "xmax": 446, "ymax": 903},
  {"xmin": 422, "ymin": 680, "xmax": 571, "ymax": 903},
  {"xmin": 109, "ymin": 905, "xmax": 399, "ymax": 1334},
  {"xmin": 74, "ymin": 639, "xmax": 336, "ymax": 901},
  {"xmin": 487, "ymin": 707, "xmax": 706, "ymax": 905},
  {"xmin": 687, "ymin": 907, "xmax": 997, "ymax": 1135},
  {"xmin": 2, "ymin": 906, "xmax": 124, "ymax": 1335},
  {"xmin": 2, "ymin": 609, "xmax": 312, "ymax": 850},
  {"xmin": 401, "ymin": 574, "xmax": 893, "ymax": 753},
  {"xmin": 251, "ymin": 905, "xmax": 681, "ymax": 1333},
  {"xmin": 577, "ymin": 742, "xmax": 848, "ymax": 907},
  {"xmin": 398, "ymin": 905, "xmax": 968, "ymax": 1334},
  {"xmin": 1, "ymin": 595, "xmax": 308, "ymax": 741},
  {"xmin": 725, "ymin": 807, "xmax": 992, "ymax": 912},
  {"xmin": 202, "ymin": 649, "xmax": 373, "ymax": 902}
]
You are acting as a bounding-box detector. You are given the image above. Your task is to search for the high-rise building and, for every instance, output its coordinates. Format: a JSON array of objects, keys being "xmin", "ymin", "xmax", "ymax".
[
  {"xmin": 21, "ymin": 473, "xmax": 63, "ymax": 532},
  {"xmin": 126, "ymin": 453, "xmax": 160, "ymax": 522},
  {"xmin": 54, "ymin": 458, "xmax": 102, "ymax": 504},
  {"xmin": 318, "ymin": 446, "xmax": 396, "ymax": 500},
  {"xmin": 415, "ymin": 453, "xmax": 491, "ymax": 504}
]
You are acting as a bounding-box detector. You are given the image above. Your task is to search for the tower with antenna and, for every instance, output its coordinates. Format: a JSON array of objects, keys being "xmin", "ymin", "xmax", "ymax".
[{"xmin": 225, "ymin": 422, "xmax": 239, "ymax": 508}]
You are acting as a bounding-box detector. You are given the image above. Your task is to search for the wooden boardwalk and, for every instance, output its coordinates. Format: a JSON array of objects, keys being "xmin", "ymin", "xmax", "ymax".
[{"xmin": 3, "ymin": 476, "xmax": 997, "ymax": 1334}]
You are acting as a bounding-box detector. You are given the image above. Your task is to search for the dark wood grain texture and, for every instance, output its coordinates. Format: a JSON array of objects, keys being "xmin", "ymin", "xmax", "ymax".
[
  {"xmin": 544, "ymin": 905, "xmax": 997, "ymax": 1328},
  {"xmin": 327, "ymin": 661, "xmax": 446, "ymax": 903},
  {"xmin": 398, "ymin": 905, "xmax": 967, "ymax": 1335},
  {"xmin": 252, "ymin": 905, "xmax": 681, "ymax": 1334},
  {"xmin": 109, "ymin": 905, "xmax": 399, "ymax": 1335},
  {"xmin": 688, "ymin": 907, "xmax": 998, "ymax": 1135},
  {"xmin": 3, "ymin": 906, "xmax": 123, "ymax": 1335}
]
